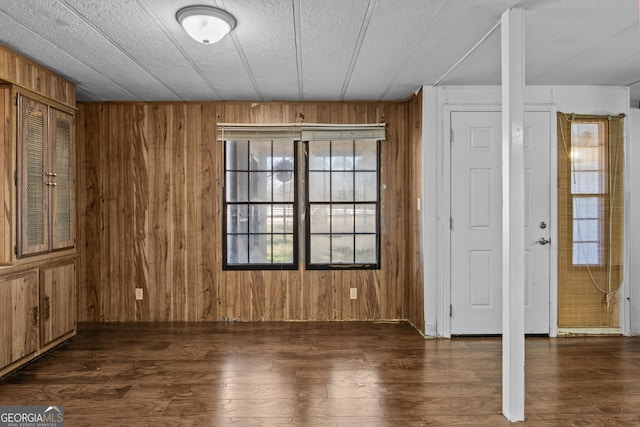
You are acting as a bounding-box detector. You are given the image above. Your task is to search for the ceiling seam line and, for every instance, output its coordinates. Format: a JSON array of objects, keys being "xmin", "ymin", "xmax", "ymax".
[
  {"xmin": 75, "ymin": 86, "xmax": 108, "ymax": 102},
  {"xmin": 339, "ymin": 0, "xmax": 378, "ymax": 102},
  {"xmin": 378, "ymin": 0, "xmax": 454, "ymax": 100},
  {"xmin": 0, "ymin": 7, "xmax": 140, "ymax": 101},
  {"xmin": 56, "ymin": 0, "xmax": 184, "ymax": 101},
  {"xmin": 136, "ymin": 0, "xmax": 223, "ymax": 99},
  {"xmin": 227, "ymin": 32, "xmax": 264, "ymax": 102},
  {"xmin": 217, "ymin": 0, "xmax": 263, "ymax": 101},
  {"xmin": 292, "ymin": 0, "xmax": 304, "ymax": 101}
]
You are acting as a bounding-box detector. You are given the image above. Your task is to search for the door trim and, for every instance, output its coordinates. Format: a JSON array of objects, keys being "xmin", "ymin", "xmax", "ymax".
[{"xmin": 440, "ymin": 103, "xmax": 558, "ymax": 337}]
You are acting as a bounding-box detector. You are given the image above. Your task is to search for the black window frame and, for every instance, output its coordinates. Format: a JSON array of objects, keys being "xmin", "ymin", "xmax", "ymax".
[
  {"xmin": 222, "ymin": 139, "xmax": 298, "ymax": 270},
  {"xmin": 304, "ymin": 139, "xmax": 381, "ymax": 270}
]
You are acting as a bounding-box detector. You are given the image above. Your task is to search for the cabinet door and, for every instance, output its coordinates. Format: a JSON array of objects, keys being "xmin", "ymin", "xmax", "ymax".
[
  {"xmin": 18, "ymin": 95, "xmax": 49, "ymax": 256},
  {"xmin": 50, "ymin": 109, "xmax": 74, "ymax": 250},
  {"xmin": 40, "ymin": 262, "xmax": 76, "ymax": 346},
  {"xmin": 0, "ymin": 272, "xmax": 39, "ymax": 369}
]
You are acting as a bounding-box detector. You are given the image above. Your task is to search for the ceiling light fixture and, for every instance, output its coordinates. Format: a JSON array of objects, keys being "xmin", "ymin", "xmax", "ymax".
[{"xmin": 176, "ymin": 5, "xmax": 236, "ymax": 45}]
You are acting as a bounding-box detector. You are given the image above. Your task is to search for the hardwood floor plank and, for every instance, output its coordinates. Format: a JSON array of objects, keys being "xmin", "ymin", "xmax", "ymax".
[{"xmin": 1, "ymin": 321, "xmax": 640, "ymax": 426}]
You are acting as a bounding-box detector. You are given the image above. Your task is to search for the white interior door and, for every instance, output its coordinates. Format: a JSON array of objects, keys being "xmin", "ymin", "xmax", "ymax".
[{"xmin": 450, "ymin": 111, "xmax": 551, "ymax": 335}]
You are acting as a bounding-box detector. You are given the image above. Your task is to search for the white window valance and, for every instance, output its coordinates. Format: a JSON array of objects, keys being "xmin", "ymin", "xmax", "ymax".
[{"xmin": 216, "ymin": 123, "xmax": 386, "ymax": 141}]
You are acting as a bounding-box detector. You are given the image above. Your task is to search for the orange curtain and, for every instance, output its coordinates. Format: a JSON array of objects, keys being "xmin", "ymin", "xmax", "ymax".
[{"xmin": 557, "ymin": 113, "xmax": 625, "ymax": 328}]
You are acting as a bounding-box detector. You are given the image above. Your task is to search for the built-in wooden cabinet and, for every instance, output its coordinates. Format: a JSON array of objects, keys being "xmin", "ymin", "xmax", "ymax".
[
  {"xmin": 0, "ymin": 89, "xmax": 76, "ymax": 378},
  {"xmin": 40, "ymin": 262, "xmax": 76, "ymax": 346},
  {"xmin": 0, "ymin": 271, "xmax": 39, "ymax": 371},
  {"xmin": 1, "ymin": 45, "xmax": 77, "ymax": 379},
  {"xmin": 0, "ymin": 261, "xmax": 76, "ymax": 378},
  {"xmin": 18, "ymin": 94, "xmax": 74, "ymax": 257}
]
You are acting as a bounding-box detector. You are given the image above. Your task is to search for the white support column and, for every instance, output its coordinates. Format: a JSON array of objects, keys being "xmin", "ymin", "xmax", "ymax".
[{"xmin": 501, "ymin": 8, "xmax": 525, "ymax": 422}]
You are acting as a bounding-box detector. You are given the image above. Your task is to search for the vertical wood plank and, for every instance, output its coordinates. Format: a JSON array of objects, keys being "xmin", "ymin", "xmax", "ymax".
[
  {"xmin": 132, "ymin": 104, "xmax": 149, "ymax": 322},
  {"xmin": 0, "ymin": 88, "xmax": 11, "ymax": 264},
  {"xmin": 200, "ymin": 104, "xmax": 217, "ymax": 320}
]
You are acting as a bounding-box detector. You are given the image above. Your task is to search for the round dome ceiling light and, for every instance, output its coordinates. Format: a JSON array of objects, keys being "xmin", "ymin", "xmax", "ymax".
[{"xmin": 176, "ymin": 5, "xmax": 236, "ymax": 45}]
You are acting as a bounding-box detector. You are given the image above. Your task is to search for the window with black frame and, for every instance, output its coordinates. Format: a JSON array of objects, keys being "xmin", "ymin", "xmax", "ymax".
[
  {"xmin": 220, "ymin": 123, "xmax": 384, "ymax": 271},
  {"xmin": 305, "ymin": 139, "xmax": 380, "ymax": 269},
  {"xmin": 223, "ymin": 139, "xmax": 297, "ymax": 270}
]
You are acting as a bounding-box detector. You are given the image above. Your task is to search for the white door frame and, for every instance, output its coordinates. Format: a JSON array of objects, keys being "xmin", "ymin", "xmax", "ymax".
[{"xmin": 438, "ymin": 103, "xmax": 558, "ymax": 338}]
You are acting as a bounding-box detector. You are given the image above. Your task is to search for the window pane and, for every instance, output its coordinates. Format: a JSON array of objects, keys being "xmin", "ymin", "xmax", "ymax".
[
  {"xmin": 272, "ymin": 234, "xmax": 294, "ymax": 263},
  {"xmin": 332, "ymin": 140, "xmax": 354, "ymax": 170},
  {"xmin": 354, "ymin": 140, "xmax": 377, "ymax": 169},
  {"xmin": 355, "ymin": 235, "xmax": 376, "ymax": 263},
  {"xmin": 331, "ymin": 171, "xmax": 353, "ymax": 201},
  {"xmin": 227, "ymin": 234, "xmax": 249, "ymax": 264},
  {"xmin": 226, "ymin": 172, "xmax": 248, "ymax": 202},
  {"xmin": 572, "ymin": 123, "xmax": 599, "ymax": 146},
  {"xmin": 249, "ymin": 205, "xmax": 269, "ymax": 234},
  {"xmin": 571, "ymin": 171, "xmax": 603, "ymax": 194},
  {"xmin": 310, "ymin": 205, "xmax": 330, "ymax": 233},
  {"xmin": 355, "ymin": 204, "xmax": 377, "ymax": 233},
  {"xmin": 574, "ymin": 219, "xmax": 599, "ymax": 242},
  {"xmin": 227, "ymin": 205, "xmax": 249, "ymax": 233},
  {"xmin": 272, "ymin": 177, "xmax": 294, "ymax": 202},
  {"xmin": 573, "ymin": 197, "xmax": 599, "ymax": 219},
  {"xmin": 249, "ymin": 172, "xmax": 271, "ymax": 201},
  {"xmin": 308, "ymin": 172, "xmax": 330, "ymax": 202},
  {"xmin": 271, "ymin": 205, "xmax": 295, "ymax": 234},
  {"xmin": 309, "ymin": 235, "xmax": 331, "ymax": 263},
  {"xmin": 272, "ymin": 140, "xmax": 294, "ymax": 164},
  {"xmin": 355, "ymin": 172, "xmax": 377, "ymax": 201},
  {"xmin": 248, "ymin": 234, "xmax": 271, "ymax": 263},
  {"xmin": 332, "ymin": 235, "xmax": 354, "ymax": 263},
  {"xmin": 308, "ymin": 141, "xmax": 330, "ymax": 170},
  {"xmin": 249, "ymin": 140, "xmax": 272, "ymax": 170},
  {"xmin": 573, "ymin": 242, "xmax": 599, "ymax": 265},
  {"xmin": 572, "ymin": 146, "xmax": 601, "ymax": 170},
  {"xmin": 226, "ymin": 140, "xmax": 249, "ymax": 170},
  {"xmin": 331, "ymin": 205, "xmax": 354, "ymax": 233}
]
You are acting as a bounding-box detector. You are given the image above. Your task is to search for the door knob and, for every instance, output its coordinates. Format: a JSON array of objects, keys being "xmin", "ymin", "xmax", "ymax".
[{"xmin": 536, "ymin": 237, "xmax": 551, "ymax": 245}]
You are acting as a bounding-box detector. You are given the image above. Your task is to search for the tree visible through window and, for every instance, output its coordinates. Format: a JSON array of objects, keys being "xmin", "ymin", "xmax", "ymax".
[{"xmin": 223, "ymin": 139, "xmax": 297, "ymax": 269}]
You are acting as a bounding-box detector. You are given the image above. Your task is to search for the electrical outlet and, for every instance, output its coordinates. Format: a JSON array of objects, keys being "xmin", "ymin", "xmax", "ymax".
[
  {"xmin": 350, "ymin": 288, "xmax": 357, "ymax": 300},
  {"xmin": 135, "ymin": 288, "xmax": 144, "ymax": 300}
]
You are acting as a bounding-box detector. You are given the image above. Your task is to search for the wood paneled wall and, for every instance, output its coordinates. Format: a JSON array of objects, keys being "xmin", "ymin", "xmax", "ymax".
[
  {"xmin": 0, "ymin": 45, "xmax": 75, "ymax": 109},
  {"xmin": 405, "ymin": 91, "xmax": 424, "ymax": 331},
  {"xmin": 76, "ymin": 99, "xmax": 423, "ymax": 326}
]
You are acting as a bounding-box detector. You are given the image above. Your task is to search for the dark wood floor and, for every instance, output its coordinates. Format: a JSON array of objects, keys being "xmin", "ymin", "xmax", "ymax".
[{"xmin": 1, "ymin": 322, "xmax": 640, "ymax": 426}]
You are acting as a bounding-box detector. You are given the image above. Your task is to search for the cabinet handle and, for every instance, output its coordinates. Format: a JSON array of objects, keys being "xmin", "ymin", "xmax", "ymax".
[
  {"xmin": 46, "ymin": 172, "xmax": 58, "ymax": 177},
  {"xmin": 44, "ymin": 296, "xmax": 51, "ymax": 320},
  {"xmin": 46, "ymin": 182, "xmax": 58, "ymax": 187},
  {"xmin": 32, "ymin": 306, "xmax": 39, "ymax": 327}
]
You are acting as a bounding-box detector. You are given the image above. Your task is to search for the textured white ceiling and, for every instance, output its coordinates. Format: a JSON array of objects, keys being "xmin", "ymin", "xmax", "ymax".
[{"xmin": 0, "ymin": 0, "xmax": 638, "ymax": 102}]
